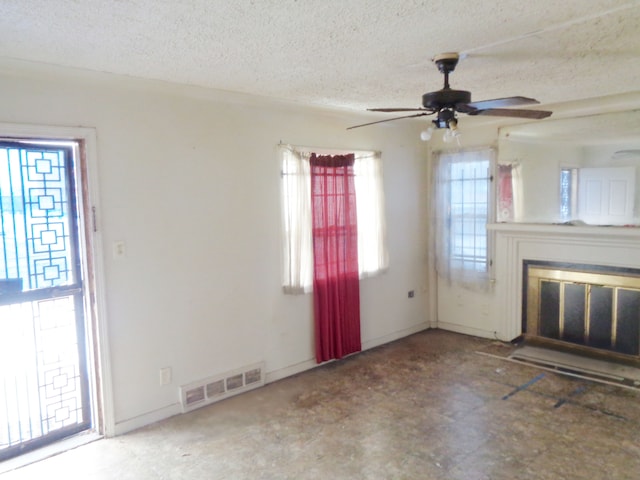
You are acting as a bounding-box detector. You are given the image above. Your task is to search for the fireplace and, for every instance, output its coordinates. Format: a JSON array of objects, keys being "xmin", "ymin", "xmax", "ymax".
[
  {"xmin": 488, "ymin": 223, "xmax": 640, "ymax": 345},
  {"xmin": 524, "ymin": 261, "xmax": 640, "ymax": 362}
]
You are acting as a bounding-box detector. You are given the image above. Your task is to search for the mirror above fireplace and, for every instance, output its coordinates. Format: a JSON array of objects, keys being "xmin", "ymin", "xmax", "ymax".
[{"xmin": 497, "ymin": 109, "xmax": 640, "ymax": 226}]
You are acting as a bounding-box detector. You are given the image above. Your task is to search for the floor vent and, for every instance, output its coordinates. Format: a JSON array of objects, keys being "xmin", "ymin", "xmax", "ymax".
[{"xmin": 179, "ymin": 362, "xmax": 264, "ymax": 413}]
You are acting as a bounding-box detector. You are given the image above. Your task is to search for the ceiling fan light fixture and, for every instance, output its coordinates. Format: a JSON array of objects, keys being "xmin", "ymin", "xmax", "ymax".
[
  {"xmin": 420, "ymin": 126, "xmax": 434, "ymax": 141},
  {"xmin": 442, "ymin": 128, "xmax": 454, "ymax": 143},
  {"xmin": 442, "ymin": 129, "xmax": 462, "ymax": 146},
  {"xmin": 442, "ymin": 119, "xmax": 461, "ymax": 145}
]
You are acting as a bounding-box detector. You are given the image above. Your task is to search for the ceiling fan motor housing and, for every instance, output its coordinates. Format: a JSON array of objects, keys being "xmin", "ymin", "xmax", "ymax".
[{"xmin": 422, "ymin": 89, "xmax": 471, "ymax": 110}]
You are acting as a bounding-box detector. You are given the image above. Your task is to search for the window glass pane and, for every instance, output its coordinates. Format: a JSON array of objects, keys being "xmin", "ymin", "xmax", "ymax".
[
  {"xmin": 560, "ymin": 168, "xmax": 572, "ymax": 221},
  {"xmin": 448, "ymin": 157, "xmax": 489, "ymax": 272}
]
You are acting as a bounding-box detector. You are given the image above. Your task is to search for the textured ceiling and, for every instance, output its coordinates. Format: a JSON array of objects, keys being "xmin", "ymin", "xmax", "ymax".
[
  {"xmin": 0, "ymin": 1, "xmax": 639, "ymax": 114},
  {"xmin": 502, "ymin": 109, "xmax": 640, "ymax": 143}
]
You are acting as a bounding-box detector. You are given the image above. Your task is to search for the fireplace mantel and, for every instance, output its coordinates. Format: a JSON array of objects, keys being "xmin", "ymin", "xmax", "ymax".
[
  {"xmin": 487, "ymin": 223, "xmax": 640, "ymax": 341},
  {"xmin": 488, "ymin": 222, "xmax": 640, "ymax": 239}
]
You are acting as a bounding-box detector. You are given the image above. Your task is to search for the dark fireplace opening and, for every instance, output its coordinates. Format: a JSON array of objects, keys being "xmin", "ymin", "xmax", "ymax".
[{"xmin": 523, "ymin": 261, "xmax": 640, "ymax": 362}]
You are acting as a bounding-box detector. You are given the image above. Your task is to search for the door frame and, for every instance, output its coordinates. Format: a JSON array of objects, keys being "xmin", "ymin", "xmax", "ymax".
[{"xmin": 0, "ymin": 122, "xmax": 114, "ymax": 439}]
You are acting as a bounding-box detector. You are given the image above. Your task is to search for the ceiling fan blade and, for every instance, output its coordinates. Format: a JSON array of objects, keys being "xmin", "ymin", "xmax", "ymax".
[
  {"xmin": 368, "ymin": 108, "xmax": 432, "ymax": 113},
  {"xmin": 470, "ymin": 108, "xmax": 553, "ymax": 119},
  {"xmin": 347, "ymin": 112, "xmax": 432, "ymax": 130},
  {"xmin": 464, "ymin": 96, "xmax": 540, "ymax": 110}
]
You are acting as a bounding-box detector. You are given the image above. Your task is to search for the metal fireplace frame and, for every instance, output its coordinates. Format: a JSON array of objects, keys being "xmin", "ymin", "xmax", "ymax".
[{"xmin": 524, "ymin": 260, "xmax": 640, "ymax": 365}]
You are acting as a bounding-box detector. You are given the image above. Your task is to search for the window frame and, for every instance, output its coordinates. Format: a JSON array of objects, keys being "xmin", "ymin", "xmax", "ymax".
[
  {"xmin": 448, "ymin": 158, "xmax": 492, "ymax": 273},
  {"xmin": 279, "ymin": 145, "xmax": 388, "ymax": 294},
  {"xmin": 434, "ymin": 147, "xmax": 495, "ymax": 290}
]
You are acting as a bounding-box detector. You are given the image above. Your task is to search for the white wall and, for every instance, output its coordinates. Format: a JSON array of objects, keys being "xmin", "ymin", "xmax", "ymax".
[
  {"xmin": 583, "ymin": 143, "xmax": 640, "ymax": 222},
  {"xmin": 0, "ymin": 63, "xmax": 431, "ymax": 434}
]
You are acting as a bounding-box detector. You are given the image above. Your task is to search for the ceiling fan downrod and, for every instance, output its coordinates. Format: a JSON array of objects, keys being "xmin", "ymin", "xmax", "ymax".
[
  {"xmin": 423, "ymin": 52, "xmax": 471, "ymax": 114},
  {"xmin": 434, "ymin": 52, "xmax": 460, "ymax": 89}
]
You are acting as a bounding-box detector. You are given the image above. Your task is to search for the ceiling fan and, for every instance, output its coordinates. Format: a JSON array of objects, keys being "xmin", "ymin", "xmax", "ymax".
[{"xmin": 347, "ymin": 52, "xmax": 552, "ymax": 132}]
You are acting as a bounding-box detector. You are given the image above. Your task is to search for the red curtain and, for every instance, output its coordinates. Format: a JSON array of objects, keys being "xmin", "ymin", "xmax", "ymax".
[
  {"xmin": 310, "ymin": 153, "xmax": 361, "ymax": 363},
  {"xmin": 497, "ymin": 164, "xmax": 514, "ymax": 222}
]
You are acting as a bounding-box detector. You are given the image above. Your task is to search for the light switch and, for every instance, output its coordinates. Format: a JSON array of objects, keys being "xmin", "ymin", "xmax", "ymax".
[{"xmin": 160, "ymin": 367, "xmax": 172, "ymax": 386}]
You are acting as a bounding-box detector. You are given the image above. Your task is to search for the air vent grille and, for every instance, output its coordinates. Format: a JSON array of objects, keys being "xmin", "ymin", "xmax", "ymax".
[
  {"xmin": 179, "ymin": 362, "xmax": 264, "ymax": 412},
  {"xmin": 225, "ymin": 374, "xmax": 243, "ymax": 390},
  {"xmin": 245, "ymin": 368, "xmax": 261, "ymax": 385},
  {"xmin": 184, "ymin": 385, "xmax": 205, "ymax": 406},
  {"xmin": 206, "ymin": 379, "xmax": 225, "ymax": 398}
]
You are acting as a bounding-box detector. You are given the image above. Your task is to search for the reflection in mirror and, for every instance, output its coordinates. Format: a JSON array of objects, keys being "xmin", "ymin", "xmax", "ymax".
[{"xmin": 497, "ymin": 110, "xmax": 640, "ymax": 226}]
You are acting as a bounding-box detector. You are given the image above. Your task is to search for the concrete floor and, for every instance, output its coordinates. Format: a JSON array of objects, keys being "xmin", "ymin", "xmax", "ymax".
[{"xmin": 2, "ymin": 329, "xmax": 640, "ymax": 479}]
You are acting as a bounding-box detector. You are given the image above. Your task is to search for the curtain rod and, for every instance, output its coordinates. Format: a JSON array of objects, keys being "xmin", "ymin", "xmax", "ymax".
[
  {"xmin": 278, "ymin": 141, "xmax": 380, "ymax": 156},
  {"xmin": 432, "ymin": 145, "xmax": 497, "ymax": 156}
]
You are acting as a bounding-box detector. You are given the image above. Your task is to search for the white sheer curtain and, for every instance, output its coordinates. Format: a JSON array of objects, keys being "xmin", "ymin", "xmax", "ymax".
[
  {"xmin": 433, "ymin": 148, "xmax": 493, "ymax": 293},
  {"xmin": 280, "ymin": 145, "xmax": 388, "ymax": 294},
  {"xmin": 280, "ymin": 146, "xmax": 313, "ymax": 294},
  {"xmin": 353, "ymin": 151, "xmax": 388, "ymax": 278}
]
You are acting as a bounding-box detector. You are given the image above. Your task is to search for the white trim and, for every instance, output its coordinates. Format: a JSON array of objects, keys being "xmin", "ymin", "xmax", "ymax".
[
  {"xmin": 113, "ymin": 403, "xmax": 182, "ymax": 436},
  {"xmin": 487, "ymin": 222, "xmax": 640, "ymax": 239},
  {"xmin": 361, "ymin": 323, "xmax": 430, "ymax": 350},
  {"xmin": 435, "ymin": 321, "xmax": 497, "ymax": 340},
  {"xmin": 0, "ymin": 122, "xmax": 114, "ymax": 437},
  {"xmin": 265, "ymin": 358, "xmax": 318, "ymax": 384},
  {"xmin": 265, "ymin": 323, "xmax": 430, "ymax": 384}
]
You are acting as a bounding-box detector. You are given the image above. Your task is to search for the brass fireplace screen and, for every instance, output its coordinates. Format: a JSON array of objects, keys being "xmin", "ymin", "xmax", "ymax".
[{"xmin": 525, "ymin": 262, "xmax": 640, "ymax": 359}]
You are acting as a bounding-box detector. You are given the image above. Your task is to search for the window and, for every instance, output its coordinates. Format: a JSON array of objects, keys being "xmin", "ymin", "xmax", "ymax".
[
  {"xmin": 434, "ymin": 148, "xmax": 494, "ymax": 291},
  {"xmin": 450, "ymin": 158, "xmax": 490, "ymax": 271},
  {"xmin": 560, "ymin": 167, "xmax": 578, "ymax": 222},
  {"xmin": 280, "ymin": 145, "xmax": 388, "ymax": 293}
]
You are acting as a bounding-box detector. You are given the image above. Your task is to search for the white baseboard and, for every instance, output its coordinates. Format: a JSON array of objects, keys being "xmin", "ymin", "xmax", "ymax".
[
  {"xmin": 436, "ymin": 321, "xmax": 498, "ymax": 340},
  {"xmin": 112, "ymin": 402, "xmax": 182, "ymax": 436},
  {"xmin": 265, "ymin": 322, "xmax": 430, "ymax": 384},
  {"xmin": 361, "ymin": 322, "xmax": 430, "ymax": 350},
  {"xmin": 264, "ymin": 358, "xmax": 318, "ymax": 384}
]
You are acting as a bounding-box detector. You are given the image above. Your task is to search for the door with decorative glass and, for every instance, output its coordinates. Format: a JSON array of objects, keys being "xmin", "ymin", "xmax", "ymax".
[{"xmin": 0, "ymin": 141, "xmax": 92, "ymax": 461}]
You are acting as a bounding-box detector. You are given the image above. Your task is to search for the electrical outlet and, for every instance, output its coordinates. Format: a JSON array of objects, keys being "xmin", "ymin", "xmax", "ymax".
[
  {"xmin": 113, "ymin": 241, "xmax": 126, "ymax": 259},
  {"xmin": 160, "ymin": 367, "xmax": 172, "ymax": 386}
]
